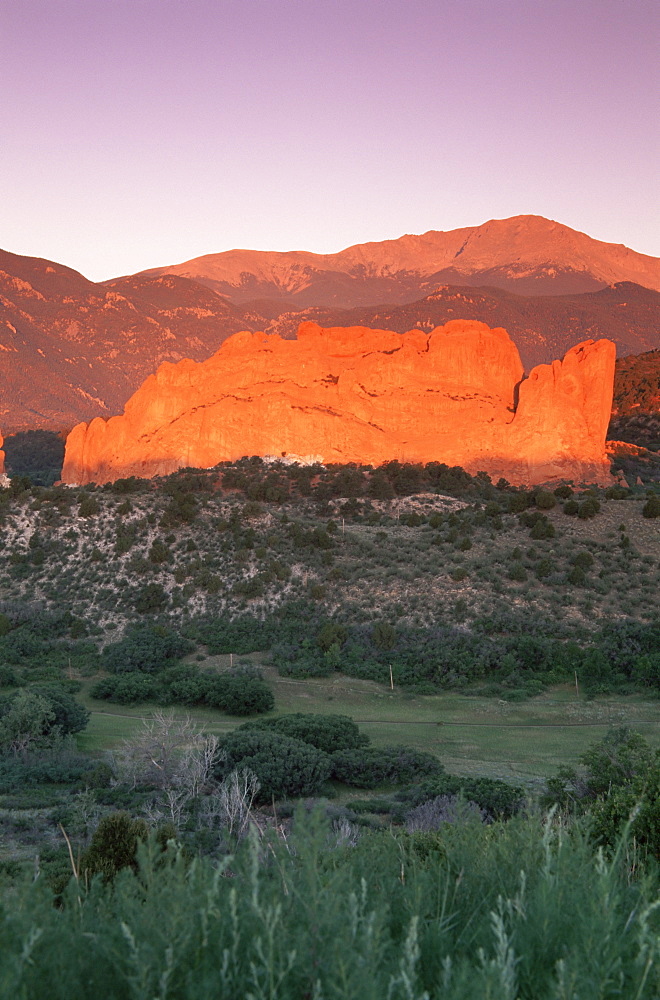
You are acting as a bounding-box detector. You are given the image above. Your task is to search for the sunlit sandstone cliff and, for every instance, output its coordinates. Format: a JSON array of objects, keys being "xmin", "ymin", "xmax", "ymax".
[
  {"xmin": 0, "ymin": 431, "xmax": 4, "ymax": 477},
  {"xmin": 61, "ymin": 320, "xmax": 616, "ymax": 487}
]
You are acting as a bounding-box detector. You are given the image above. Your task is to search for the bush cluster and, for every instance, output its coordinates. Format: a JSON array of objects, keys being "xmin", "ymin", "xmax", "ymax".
[
  {"xmin": 0, "ymin": 745, "xmax": 95, "ymax": 791},
  {"xmin": 239, "ymin": 712, "xmax": 369, "ymax": 753},
  {"xmin": 216, "ymin": 457, "xmax": 507, "ymax": 506},
  {"xmin": 0, "ymin": 611, "xmax": 100, "ymax": 680},
  {"xmin": 0, "ymin": 684, "xmax": 89, "ymax": 740},
  {"xmin": 331, "ymin": 746, "xmax": 442, "ymax": 788},
  {"xmin": 102, "ymin": 626, "xmax": 194, "ymax": 674},
  {"xmin": 92, "ymin": 665, "xmax": 274, "ymax": 715},
  {"xmin": 399, "ymin": 773, "xmax": 525, "ymax": 820},
  {"xmin": 271, "ymin": 615, "xmax": 660, "ymax": 695},
  {"xmin": 217, "ymin": 729, "xmax": 331, "ymax": 801},
  {"xmin": 218, "ymin": 712, "xmax": 444, "ymax": 799}
]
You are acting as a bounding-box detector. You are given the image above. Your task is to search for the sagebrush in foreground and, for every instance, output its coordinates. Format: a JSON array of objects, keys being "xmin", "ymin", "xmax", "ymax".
[{"xmin": 1, "ymin": 812, "xmax": 658, "ymax": 999}]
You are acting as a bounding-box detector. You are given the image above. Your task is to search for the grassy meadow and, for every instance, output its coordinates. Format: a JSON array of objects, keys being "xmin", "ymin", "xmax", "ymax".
[{"xmin": 78, "ymin": 653, "xmax": 660, "ymax": 786}]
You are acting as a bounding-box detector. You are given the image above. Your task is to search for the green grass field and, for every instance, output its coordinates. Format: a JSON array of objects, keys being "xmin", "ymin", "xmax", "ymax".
[{"xmin": 77, "ymin": 655, "xmax": 660, "ymax": 787}]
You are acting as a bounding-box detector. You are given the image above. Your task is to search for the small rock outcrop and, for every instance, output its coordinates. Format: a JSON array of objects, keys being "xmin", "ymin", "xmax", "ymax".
[{"xmin": 61, "ymin": 320, "xmax": 616, "ymax": 487}]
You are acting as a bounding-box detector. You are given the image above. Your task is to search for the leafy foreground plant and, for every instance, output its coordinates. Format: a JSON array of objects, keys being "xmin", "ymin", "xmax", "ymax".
[
  {"xmin": 544, "ymin": 727, "xmax": 660, "ymax": 860},
  {"xmin": 1, "ymin": 812, "xmax": 658, "ymax": 999}
]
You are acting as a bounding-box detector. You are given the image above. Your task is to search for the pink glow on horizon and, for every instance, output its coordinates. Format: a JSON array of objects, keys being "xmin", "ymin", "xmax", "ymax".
[{"xmin": 1, "ymin": 0, "xmax": 658, "ymax": 281}]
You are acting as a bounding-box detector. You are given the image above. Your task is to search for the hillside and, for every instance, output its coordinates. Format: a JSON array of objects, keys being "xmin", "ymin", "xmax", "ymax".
[
  {"xmin": 607, "ymin": 349, "xmax": 660, "ymax": 458},
  {"xmin": 612, "ymin": 349, "xmax": 660, "ymax": 416},
  {"xmin": 1, "ymin": 460, "xmax": 658, "ymax": 641},
  {"xmin": 136, "ymin": 215, "xmax": 660, "ymax": 304},
  {"xmin": 0, "ymin": 250, "xmax": 256, "ymax": 431}
]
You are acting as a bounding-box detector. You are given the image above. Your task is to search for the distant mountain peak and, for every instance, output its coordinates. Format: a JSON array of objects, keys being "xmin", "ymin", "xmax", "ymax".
[{"xmin": 135, "ymin": 215, "xmax": 660, "ymax": 307}]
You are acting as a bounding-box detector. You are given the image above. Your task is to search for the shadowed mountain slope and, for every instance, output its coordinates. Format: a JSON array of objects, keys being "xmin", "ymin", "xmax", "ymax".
[{"xmin": 0, "ymin": 250, "xmax": 258, "ymax": 431}]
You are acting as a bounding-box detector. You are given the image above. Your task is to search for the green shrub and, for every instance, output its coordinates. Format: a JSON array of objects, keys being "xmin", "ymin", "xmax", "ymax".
[
  {"xmin": 110, "ymin": 476, "xmax": 149, "ymax": 495},
  {"xmin": 91, "ymin": 674, "xmax": 160, "ymax": 704},
  {"xmin": 535, "ymin": 557, "xmax": 555, "ymax": 579},
  {"xmin": 577, "ymin": 498, "xmax": 601, "ymax": 519},
  {"xmin": 518, "ymin": 510, "xmax": 545, "ymax": 528},
  {"xmin": 506, "ymin": 492, "xmax": 531, "ymax": 513},
  {"xmin": 642, "ymin": 494, "xmax": 660, "ymax": 518},
  {"xmin": 544, "ymin": 727, "xmax": 656, "ymax": 812},
  {"xmin": 78, "ymin": 495, "xmax": 100, "ymax": 518},
  {"xmin": 115, "ymin": 522, "xmax": 137, "ymax": 554},
  {"xmin": 330, "ymin": 746, "xmax": 442, "ymax": 788},
  {"xmin": 590, "ymin": 760, "xmax": 660, "ymax": 859},
  {"xmin": 581, "ymin": 726, "xmax": 655, "ymax": 796},
  {"xmin": 530, "ymin": 517, "xmax": 555, "ymax": 540},
  {"xmin": 86, "ymin": 761, "xmax": 114, "ymax": 789},
  {"xmin": 571, "ymin": 551, "xmax": 594, "ymax": 570},
  {"xmin": 217, "ymin": 730, "xmax": 331, "ymax": 800},
  {"xmin": 133, "ymin": 583, "xmax": 168, "ymax": 614},
  {"xmin": 401, "ymin": 773, "xmax": 525, "ymax": 819},
  {"xmin": 148, "ymin": 539, "xmax": 171, "ymax": 564},
  {"xmin": 102, "ymin": 626, "xmax": 193, "ymax": 675},
  {"xmin": 232, "ymin": 578, "xmax": 264, "ymax": 599},
  {"xmin": 203, "ymin": 671, "xmax": 274, "ymax": 716},
  {"xmin": 0, "ymin": 664, "xmax": 18, "ymax": 687},
  {"xmin": 0, "ymin": 813, "xmax": 658, "ymax": 998},
  {"xmin": 369, "ymin": 621, "xmax": 396, "ymax": 651},
  {"xmin": 632, "ymin": 654, "xmax": 660, "ymax": 688},
  {"xmin": 158, "ymin": 664, "xmax": 208, "ymax": 705},
  {"xmin": 508, "ymin": 562, "xmax": 527, "ymax": 582},
  {"xmin": 239, "ymin": 713, "xmax": 369, "ymax": 754},
  {"xmin": 193, "ymin": 617, "xmax": 276, "ymax": 655},
  {"xmin": 534, "ymin": 491, "xmax": 556, "ymax": 510},
  {"xmin": 0, "ymin": 747, "xmax": 95, "ymax": 792},
  {"xmin": 160, "ymin": 493, "xmax": 198, "ymax": 527},
  {"xmin": 81, "ymin": 811, "xmax": 149, "ymax": 882},
  {"xmin": 316, "ymin": 622, "xmax": 348, "ymax": 651},
  {"xmin": 30, "ymin": 684, "xmax": 90, "ymax": 735}
]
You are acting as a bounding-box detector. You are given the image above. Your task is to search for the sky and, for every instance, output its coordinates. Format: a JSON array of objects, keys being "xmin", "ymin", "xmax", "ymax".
[{"xmin": 1, "ymin": 0, "xmax": 658, "ymax": 281}]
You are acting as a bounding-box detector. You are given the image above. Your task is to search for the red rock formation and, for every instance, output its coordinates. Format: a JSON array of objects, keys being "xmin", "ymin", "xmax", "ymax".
[
  {"xmin": 0, "ymin": 430, "xmax": 5, "ymax": 477},
  {"xmin": 61, "ymin": 321, "xmax": 615, "ymax": 487}
]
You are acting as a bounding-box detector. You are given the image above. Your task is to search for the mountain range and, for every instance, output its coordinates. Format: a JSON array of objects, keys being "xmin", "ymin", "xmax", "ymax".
[
  {"xmin": 1, "ymin": 215, "xmax": 659, "ymax": 432},
  {"xmin": 136, "ymin": 214, "xmax": 660, "ymax": 304}
]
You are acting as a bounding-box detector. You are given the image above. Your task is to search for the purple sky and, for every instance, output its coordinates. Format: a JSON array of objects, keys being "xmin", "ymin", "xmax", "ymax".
[{"xmin": 1, "ymin": 0, "xmax": 658, "ymax": 281}]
